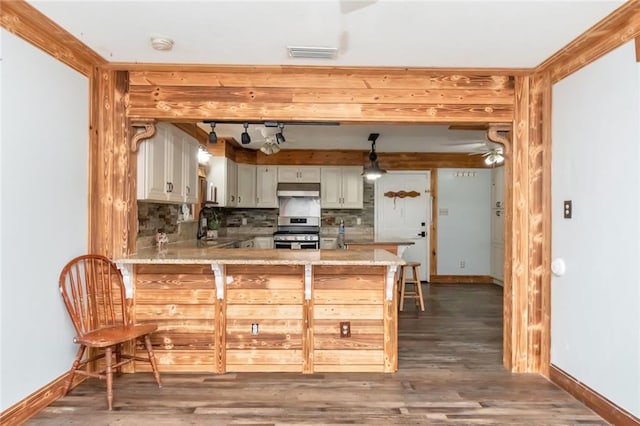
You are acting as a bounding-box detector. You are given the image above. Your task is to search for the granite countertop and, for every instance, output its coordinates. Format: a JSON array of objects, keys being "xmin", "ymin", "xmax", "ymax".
[{"xmin": 114, "ymin": 241, "xmax": 404, "ymax": 266}]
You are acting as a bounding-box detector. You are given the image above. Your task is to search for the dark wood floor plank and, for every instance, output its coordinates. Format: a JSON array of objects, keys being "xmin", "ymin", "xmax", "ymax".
[{"xmin": 27, "ymin": 284, "xmax": 607, "ymax": 425}]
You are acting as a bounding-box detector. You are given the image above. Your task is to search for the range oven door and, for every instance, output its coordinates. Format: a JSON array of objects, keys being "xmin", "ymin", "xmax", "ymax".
[{"xmin": 274, "ymin": 241, "xmax": 319, "ymax": 250}]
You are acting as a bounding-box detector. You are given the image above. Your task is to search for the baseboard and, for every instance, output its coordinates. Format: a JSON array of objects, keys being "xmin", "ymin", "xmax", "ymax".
[
  {"xmin": 549, "ymin": 365, "xmax": 640, "ymax": 426},
  {"xmin": 429, "ymin": 275, "xmax": 495, "ymax": 284},
  {"xmin": 0, "ymin": 372, "xmax": 85, "ymax": 425}
]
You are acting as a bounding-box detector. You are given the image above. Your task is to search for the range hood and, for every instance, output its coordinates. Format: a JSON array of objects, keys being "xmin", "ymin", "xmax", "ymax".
[{"xmin": 276, "ymin": 182, "xmax": 321, "ymax": 197}]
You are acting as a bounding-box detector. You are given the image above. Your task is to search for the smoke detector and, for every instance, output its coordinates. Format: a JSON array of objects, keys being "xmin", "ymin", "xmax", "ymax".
[{"xmin": 150, "ymin": 37, "xmax": 174, "ymax": 51}]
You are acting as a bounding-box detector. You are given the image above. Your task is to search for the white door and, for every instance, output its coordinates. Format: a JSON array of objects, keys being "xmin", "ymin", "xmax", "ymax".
[{"xmin": 375, "ymin": 171, "xmax": 431, "ymax": 281}]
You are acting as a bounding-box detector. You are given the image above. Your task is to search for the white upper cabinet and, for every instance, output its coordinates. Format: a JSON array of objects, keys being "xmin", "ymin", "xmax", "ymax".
[
  {"xmin": 207, "ymin": 157, "xmax": 237, "ymax": 207},
  {"xmin": 256, "ymin": 166, "xmax": 278, "ymax": 208},
  {"xmin": 278, "ymin": 166, "xmax": 321, "ymax": 183},
  {"xmin": 321, "ymin": 166, "xmax": 363, "ymax": 209},
  {"xmin": 137, "ymin": 122, "xmax": 199, "ymax": 204},
  {"xmin": 236, "ymin": 163, "xmax": 256, "ymax": 208},
  {"xmin": 182, "ymin": 140, "xmax": 199, "ymax": 204}
]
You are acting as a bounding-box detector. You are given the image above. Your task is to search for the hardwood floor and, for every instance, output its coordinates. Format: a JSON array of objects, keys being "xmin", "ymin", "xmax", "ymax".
[{"xmin": 27, "ymin": 284, "xmax": 606, "ymax": 425}]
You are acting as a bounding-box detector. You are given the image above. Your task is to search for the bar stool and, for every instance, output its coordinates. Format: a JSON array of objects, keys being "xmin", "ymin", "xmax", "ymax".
[{"xmin": 398, "ymin": 261, "xmax": 425, "ymax": 311}]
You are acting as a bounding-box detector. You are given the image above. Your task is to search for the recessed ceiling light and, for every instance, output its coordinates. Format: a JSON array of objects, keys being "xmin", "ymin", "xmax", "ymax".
[
  {"xmin": 150, "ymin": 37, "xmax": 174, "ymax": 51},
  {"xmin": 287, "ymin": 46, "xmax": 338, "ymax": 59}
]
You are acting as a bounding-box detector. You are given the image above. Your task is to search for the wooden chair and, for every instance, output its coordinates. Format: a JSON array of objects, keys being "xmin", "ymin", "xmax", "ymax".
[
  {"xmin": 398, "ymin": 261, "xmax": 425, "ymax": 311},
  {"xmin": 58, "ymin": 254, "xmax": 162, "ymax": 410}
]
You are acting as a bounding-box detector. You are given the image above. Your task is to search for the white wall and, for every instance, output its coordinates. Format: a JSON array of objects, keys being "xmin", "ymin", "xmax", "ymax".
[
  {"xmin": 436, "ymin": 169, "xmax": 491, "ymax": 275},
  {"xmin": 0, "ymin": 30, "xmax": 89, "ymax": 410},
  {"xmin": 552, "ymin": 40, "xmax": 640, "ymax": 417}
]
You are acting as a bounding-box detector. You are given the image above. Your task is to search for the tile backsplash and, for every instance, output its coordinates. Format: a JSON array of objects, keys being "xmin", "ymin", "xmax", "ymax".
[{"xmin": 137, "ymin": 180, "xmax": 375, "ymax": 246}]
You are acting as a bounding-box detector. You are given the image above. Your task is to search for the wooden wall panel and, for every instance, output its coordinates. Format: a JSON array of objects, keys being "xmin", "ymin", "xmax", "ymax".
[
  {"xmin": 134, "ymin": 265, "xmax": 217, "ymax": 372},
  {"xmin": 126, "ymin": 68, "xmax": 514, "ymax": 124},
  {"xmin": 225, "ymin": 265, "xmax": 305, "ymax": 372},
  {"xmin": 313, "ymin": 266, "xmax": 386, "ymax": 371}
]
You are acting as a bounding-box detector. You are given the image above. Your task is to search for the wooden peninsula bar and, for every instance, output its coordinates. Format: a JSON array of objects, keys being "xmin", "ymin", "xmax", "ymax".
[{"xmin": 113, "ymin": 244, "xmax": 405, "ymax": 374}]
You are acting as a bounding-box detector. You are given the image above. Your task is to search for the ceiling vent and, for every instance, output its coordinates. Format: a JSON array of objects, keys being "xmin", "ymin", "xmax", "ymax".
[{"xmin": 287, "ymin": 46, "xmax": 338, "ymax": 59}]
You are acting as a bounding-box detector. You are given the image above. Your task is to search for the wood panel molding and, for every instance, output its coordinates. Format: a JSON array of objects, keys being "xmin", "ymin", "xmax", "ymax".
[
  {"xmin": 0, "ymin": 0, "xmax": 106, "ymax": 76},
  {"xmin": 130, "ymin": 121, "xmax": 156, "ymax": 153},
  {"xmin": 429, "ymin": 275, "xmax": 495, "ymax": 284},
  {"xmin": 537, "ymin": 2, "xmax": 640, "ymax": 83},
  {"xmin": 0, "ymin": 372, "xmax": 85, "ymax": 425},
  {"xmin": 549, "ymin": 365, "xmax": 640, "ymax": 426}
]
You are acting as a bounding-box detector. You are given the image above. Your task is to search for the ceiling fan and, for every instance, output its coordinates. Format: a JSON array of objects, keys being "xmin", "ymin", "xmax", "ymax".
[{"xmin": 255, "ymin": 124, "xmax": 293, "ymax": 155}]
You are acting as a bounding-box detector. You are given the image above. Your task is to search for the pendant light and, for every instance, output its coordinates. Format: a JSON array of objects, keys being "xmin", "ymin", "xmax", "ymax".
[
  {"xmin": 362, "ymin": 133, "xmax": 386, "ymax": 180},
  {"xmin": 208, "ymin": 122, "xmax": 217, "ymax": 144}
]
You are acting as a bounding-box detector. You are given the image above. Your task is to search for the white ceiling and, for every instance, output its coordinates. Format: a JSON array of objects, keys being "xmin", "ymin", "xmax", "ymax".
[{"xmin": 28, "ymin": 0, "xmax": 624, "ymax": 152}]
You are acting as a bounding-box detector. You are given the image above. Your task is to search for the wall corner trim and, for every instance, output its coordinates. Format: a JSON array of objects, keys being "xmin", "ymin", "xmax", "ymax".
[{"xmin": 549, "ymin": 364, "xmax": 640, "ymax": 426}]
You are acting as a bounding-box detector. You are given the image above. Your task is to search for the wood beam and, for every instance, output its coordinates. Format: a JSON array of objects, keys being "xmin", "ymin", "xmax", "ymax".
[
  {"xmin": 537, "ymin": 2, "xmax": 640, "ymax": 83},
  {"xmin": 0, "ymin": 0, "xmax": 106, "ymax": 76},
  {"xmin": 89, "ymin": 69, "xmax": 132, "ymax": 257}
]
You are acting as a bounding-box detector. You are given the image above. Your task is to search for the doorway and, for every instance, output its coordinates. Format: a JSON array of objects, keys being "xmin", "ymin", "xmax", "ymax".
[{"xmin": 374, "ymin": 171, "xmax": 431, "ymax": 281}]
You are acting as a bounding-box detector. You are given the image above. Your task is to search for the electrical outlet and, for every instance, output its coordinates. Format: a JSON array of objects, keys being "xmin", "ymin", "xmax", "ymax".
[
  {"xmin": 460, "ymin": 260, "xmax": 466, "ymax": 269},
  {"xmin": 251, "ymin": 323, "xmax": 259, "ymax": 335},
  {"xmin": 563, "ymin": 200, "xmax": 572, "ymax": 219},
  {"xmin": 340, "ymin": 321, "xmax": 351, "ymax": 338}
]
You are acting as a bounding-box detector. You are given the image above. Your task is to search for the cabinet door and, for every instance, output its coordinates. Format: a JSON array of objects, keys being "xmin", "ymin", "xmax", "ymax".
[
  {"xmin": 320, "ymin": 167, "xmax": 342, "ymax": 208},
  {"xmin": 253, "ymin": 237, "xmax": 274, "ymax": 249},
  {"xmin": 278, "ymin": 166, "xmax": 320, "ymax": 182},
  {"xmin": 320, "ymin": 237, "xmax": 338, "ymax": 249},
  {"xmin": 226, "ymin": 159, "xmax": 238, "ymax": 207},
  {"xmin": 137, "ymin": 124, "xmax": 170, "ymax": 202},
  {"xmin": 340, "ymin": 166, "xmax": 363, "ymax": 209},
  {"xmin": 182, "ymin": 139, "xmax": 199, "ymax": 204},
  {"xmin": 491, "ymin": 242, "xmax": 504, "ymax": 282},
  {"xmin": 278, "ymin": 166, "xmax": 302, "ymax": 182},
  {"xmin": 166, "ymin": 131, "xmax": 185, "ymax": 203},
  {"xmin": 236, "ymin": 163, "xmax": 256, "ymax": 208},
  {"xmin": 256, "ymin": 166, "xmax": 278, "ymax": 208},
  {"xmin": 298, "ymin": 167, "xmax": 321, "ymax": 182}
]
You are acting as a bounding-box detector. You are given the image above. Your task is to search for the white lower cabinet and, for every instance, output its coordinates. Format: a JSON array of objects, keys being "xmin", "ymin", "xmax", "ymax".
[
  {"xmin": 320, "ymin": 166, "xmax": 363, "ymax": 209},
  {"xmin": 256, "ymin": 166, "xmax": 278, "ymax": 208},
  {"xmin": 320, "ymin": 237, "xmax": 338, "ymax": 249},
  {"xmin": 253, "ymin": 237, "xmax": 274, "ymax": 249}
]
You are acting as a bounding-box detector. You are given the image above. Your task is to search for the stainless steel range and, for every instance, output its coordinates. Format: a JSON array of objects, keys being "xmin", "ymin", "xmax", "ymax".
[{"xmin": 273, "ymin": 183, "xmax": 321, "ymax": 249}]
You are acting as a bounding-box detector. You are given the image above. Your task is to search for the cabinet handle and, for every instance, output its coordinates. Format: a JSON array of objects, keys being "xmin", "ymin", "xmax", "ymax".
[
  {"xmin": 496, "ymin": 210, "xmax": 501, "ymax": 217},
  {"xmin": 231, "ymin": 195, "xmax": 235, "ymax": 202},
  {"xmin": 496, "ymin": 201, "xmax": 502, "ymax": 208},
  {"xmin": 238, "ymin": 196, "xmax": 242, "ymax": 203},
  {"xmin": 186, "ymin": 186, "xmax": 190, "ymax": 195},
  {"xmin": 166, "ymin": 182, "xmax": 172, "ymax": 192}
]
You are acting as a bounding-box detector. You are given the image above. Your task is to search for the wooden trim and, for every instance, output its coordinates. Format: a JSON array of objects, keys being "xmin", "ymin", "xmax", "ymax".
[
  {"xmin": 0, "ymin": 0, "xmax": 106, "ymax": 76},
  {"xmin": 0, "ymin": 372, "xmax": 85, "ymax": 425},
  {"xmin": 109, "ymin": 62, "xmax": 533, "ymax": 75},
  {"xmin": 429, "ymin": 275, "xmax": 494, "ymax": 284},
  {"xmin": 130, "ymin": 122, "xmax": 156, "ymax": 153},
  {"xmin": 536, "ymin": 2, "xmax": 640, "ymax": 83},
  {"xmin": 429, "ymin": 169, "xmax": 437, "ymax": 280},
  {"xmin": 636, "ymin": 36, "xmax": 640, "ymax": 62},
  {"xmin": 549, "ymin": 365, "xmax": 640, "ymax": 426}
]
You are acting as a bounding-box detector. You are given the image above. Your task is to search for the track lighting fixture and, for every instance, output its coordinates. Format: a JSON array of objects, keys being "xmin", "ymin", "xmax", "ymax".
[
  {"xmin": 275, "ymin": 123, "xmax": 286, "ymax": 144},
  {"xmin": 362, "ymin": 133, "xmax": 386, "ymax": 180},
  {"xmin": 240, "ymin": 123, "xmax": 251, "ymax": 144},
  {"xmin": 208, "ymin": 122, "xmax": 217, "ymax": 144}
]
